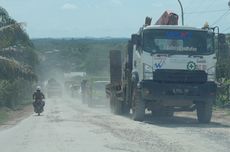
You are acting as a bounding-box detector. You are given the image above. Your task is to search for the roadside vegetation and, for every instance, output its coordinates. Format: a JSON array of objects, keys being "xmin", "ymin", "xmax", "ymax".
[
  {"xmin": 0, "ymin": 6, "xmax": 37, "ymax": 111},
  {"xmin": 0, "ymin": 108, "xmax": 8, "ymax": 123},
  {"xmin": 33, "ymin": 38, "xmax": 127, "ymax": 80},
  {"xmin": 216, "ymin": 34, "xmax": 230, "ymax": 107}
]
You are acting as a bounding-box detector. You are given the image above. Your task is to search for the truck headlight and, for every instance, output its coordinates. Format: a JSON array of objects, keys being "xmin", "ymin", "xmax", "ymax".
[
  {"xmin": 207, "ymin": 66, "xmax": 216, "ymax": 81},
  {"xmin": 143, "ymin": 88, "xmax": 150, "ymax": 96},
  {"xmin": 143, "ymin": 64, "xmax": 153, "ymax": 80}
]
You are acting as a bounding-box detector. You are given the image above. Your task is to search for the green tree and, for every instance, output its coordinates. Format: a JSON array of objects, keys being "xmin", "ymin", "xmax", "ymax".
[{"xmin": 0, "ymin": 6, "xmax": 37, "ymax": 108}]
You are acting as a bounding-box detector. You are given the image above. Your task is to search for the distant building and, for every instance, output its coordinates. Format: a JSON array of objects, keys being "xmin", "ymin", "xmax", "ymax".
[{"xmin": 64, "ymin": 72, "xmax": 87, "ymax": 79}]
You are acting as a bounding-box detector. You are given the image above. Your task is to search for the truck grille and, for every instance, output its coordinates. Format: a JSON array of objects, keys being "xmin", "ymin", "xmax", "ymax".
[{"xmin": 153, "ymin": 69, "xmax": 207, "ymax": 83}]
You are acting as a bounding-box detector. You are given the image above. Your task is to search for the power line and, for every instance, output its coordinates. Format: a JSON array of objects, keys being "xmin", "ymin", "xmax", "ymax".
[
  {"xmin": 211, "ymin": 10, "xmax": 230, "ymax": 26},
  {"xmin": 185, "ymin": 9, "xmax": 228, "ymax": 14}
]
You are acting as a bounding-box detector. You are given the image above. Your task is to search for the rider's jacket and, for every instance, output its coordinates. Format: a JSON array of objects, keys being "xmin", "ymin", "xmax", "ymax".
[{"xmin": 33, "ymin": 91, "xmax": 45, "ymax": 101}]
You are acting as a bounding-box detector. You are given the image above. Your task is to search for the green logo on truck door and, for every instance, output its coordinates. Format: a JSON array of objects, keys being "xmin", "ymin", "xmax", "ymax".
[{"xmin": 187, "ymin": 61, "xmax": 196, "ymax": 70}]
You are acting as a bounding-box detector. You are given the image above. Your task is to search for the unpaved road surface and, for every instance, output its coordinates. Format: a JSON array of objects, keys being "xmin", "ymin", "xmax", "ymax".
[{"xmin": 0, "ymin": 98, "xmax": 230, "ymax": 152}]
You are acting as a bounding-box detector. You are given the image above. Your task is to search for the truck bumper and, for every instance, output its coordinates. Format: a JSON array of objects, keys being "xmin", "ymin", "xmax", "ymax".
[{"xmin": 140, "ymin": 80, "xmax": 216, "ymax": 106}]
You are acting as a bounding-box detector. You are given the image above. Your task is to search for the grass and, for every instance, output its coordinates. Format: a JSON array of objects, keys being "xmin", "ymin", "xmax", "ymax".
[
  {"xmin": 213, "ymin": 106, "xmax": 230, "ymax": 117},
  {"xmin": 0, "ymin": 103, "xmax": 32, "ymax": 125},
  {"xmin": 225, "ymin": 109, "xmax": 230, "ymax": 116},
  {"xmin": 0, "ymin": 108, "xmax": 9, "ymax": 124}
]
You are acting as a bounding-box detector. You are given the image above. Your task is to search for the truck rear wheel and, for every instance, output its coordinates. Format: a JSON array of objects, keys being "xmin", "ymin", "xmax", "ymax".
[
  {"xmin": 196, "ymin": 101, "xmax": 212, "ymax": 123},
  {"xmin": 110, "ymin": 92, "xmax": 122, "ymax": 115},
  {"xmin": 122, "ymin": 102, "xmax": 130, "ymax": 115},
  {"xmin": 114, "ymin": 100, "xmax": 122, "ymax": 115},
  {"xmin": 132, "ymin": 89, "xmax": 145, "ymax": 121}
]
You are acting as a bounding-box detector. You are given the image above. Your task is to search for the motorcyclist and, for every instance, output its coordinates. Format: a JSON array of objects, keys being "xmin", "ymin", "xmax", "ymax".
[
  {"xmin": 33, "ymin": 86, "xmax": 45, "ymax": 101},
  {"xmin": 33, "ymin": 86, "xmax": 45, "ymax": 114}
]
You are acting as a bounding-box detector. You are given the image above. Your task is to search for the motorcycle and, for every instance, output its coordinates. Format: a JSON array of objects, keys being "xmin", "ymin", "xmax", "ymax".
[{"xmin": 33, "ymin": 99, "xmax": 45, "ymax": 116}]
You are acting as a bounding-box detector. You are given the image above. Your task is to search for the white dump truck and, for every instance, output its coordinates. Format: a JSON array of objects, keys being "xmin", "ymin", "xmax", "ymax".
[{"xmin": 106, "ymin": 11, "xmax": 225, "ymax": 123}]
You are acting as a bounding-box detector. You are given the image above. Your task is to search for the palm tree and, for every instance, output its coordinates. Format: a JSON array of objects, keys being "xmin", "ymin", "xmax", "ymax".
[
  {"xmin": 0, "ymin": 6, "xmax": 37, "ymax": 108},
  {"xmin": 0, "ymin": 7, "xmax": 37, "ymax": 81}
]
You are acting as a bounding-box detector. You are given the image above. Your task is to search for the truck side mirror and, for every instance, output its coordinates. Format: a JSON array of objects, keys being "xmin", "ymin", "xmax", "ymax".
[
  {"xmin": 131, "ymin": 34, "xmax": 141, "ymax": 46},
  {"xmin": 218, "ymin": 33, "xmax": 226, "ymax": 44}
]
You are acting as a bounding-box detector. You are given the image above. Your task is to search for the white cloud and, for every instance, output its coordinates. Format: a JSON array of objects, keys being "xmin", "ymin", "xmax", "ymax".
[{"xmin": 61, "ymin": 3, "xmax": 77, "ymax": 10}]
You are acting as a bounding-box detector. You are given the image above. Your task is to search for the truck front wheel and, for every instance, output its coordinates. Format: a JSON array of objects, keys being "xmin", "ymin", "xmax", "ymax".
[
  {"xmin": 196, "ymin": 101, "xmax": 212, "ymax": 123},
  {"xmin": 132, "ymin": 88, "xmax": 145, "ymax": 121}
]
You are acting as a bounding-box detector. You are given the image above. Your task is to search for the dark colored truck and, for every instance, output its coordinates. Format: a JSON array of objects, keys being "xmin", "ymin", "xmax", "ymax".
[{"xmin": 46, "ymin": 78, "xmax": 62, "ymax": 98}]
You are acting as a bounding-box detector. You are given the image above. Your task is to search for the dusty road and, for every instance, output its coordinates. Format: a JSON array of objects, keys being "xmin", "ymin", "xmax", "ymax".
[{"xmin": 0, "ymin": 98, "xmax": 230, "ymax": 152}]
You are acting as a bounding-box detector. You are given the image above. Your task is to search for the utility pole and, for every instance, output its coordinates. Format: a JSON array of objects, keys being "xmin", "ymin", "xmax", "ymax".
[
  {"xmin": 177, "ymin": 0, "xmax": 184, "ymax": 25},
  {"xmin": 228, "ymin": 0, "xmax": 230, "ymax": 8}
]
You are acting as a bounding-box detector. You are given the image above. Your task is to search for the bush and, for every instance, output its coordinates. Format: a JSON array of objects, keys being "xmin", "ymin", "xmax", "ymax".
[
  {"xmin": 216, "ymin": 79, "xmax": 230, "ymax": 107},
  {"xmin": 0, "ymin": 79, "xmax": 34, "ymax": 109}
]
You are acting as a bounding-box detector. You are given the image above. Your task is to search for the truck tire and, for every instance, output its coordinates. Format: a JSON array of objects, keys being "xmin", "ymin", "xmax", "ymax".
[
  {"xmin": 114, "ymin": 100, "xmax": 122, "ymax": 115},
  {"xmin": 196, "ymin": 101, "xmax": 212, "ymax": 123},
  {"xmin": 122, "ymin": 102, "xmax": 130, "ymax": 115},
  {"xmin": 132, "ymin": 88, "xmax": 145, "ymax": 121},
  {"xmin": 110, "ymin": 92, "xmax": 122, "ymax": 115}
]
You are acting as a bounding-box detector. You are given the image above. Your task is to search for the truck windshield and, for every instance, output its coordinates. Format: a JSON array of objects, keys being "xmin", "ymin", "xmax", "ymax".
[{"xmin": 143, "ymin": 29, "xmax": 214, "ymax": 55}]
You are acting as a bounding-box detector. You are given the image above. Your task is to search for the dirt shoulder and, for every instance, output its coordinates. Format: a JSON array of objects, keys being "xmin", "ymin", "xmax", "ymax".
[
  {"xmin": 209, "ymin": 108, "xmax": 230, "ymax": 125},
  {"xmin": 0, "ymin": 104, "xmax": 33, "ymax": 129},
  {"xmin": 175, "ymin": 108, "xmax": 230, "ymax": 126}
]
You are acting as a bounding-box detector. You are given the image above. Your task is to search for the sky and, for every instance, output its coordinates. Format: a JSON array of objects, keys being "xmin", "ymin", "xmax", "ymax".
[{"xmin": 0, "ymin": 0, "xmax": 230, "ymax": 38}]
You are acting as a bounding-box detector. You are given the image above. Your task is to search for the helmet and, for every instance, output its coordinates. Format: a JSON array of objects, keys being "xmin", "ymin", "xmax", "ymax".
[{"xmin": 36, "ymin": 86, "xmax": 41, "ymax": 91}]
